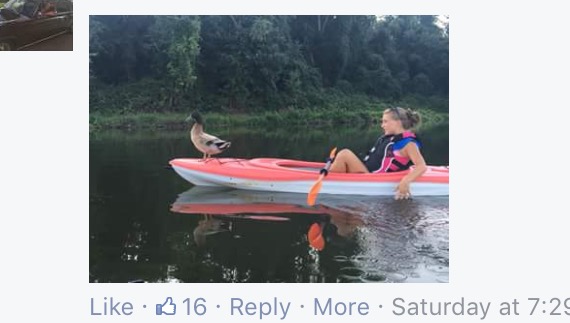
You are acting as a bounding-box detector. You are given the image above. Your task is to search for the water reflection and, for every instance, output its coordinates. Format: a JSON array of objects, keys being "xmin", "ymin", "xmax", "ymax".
[
  {"xmin": 167, "ymin": 187, "xmax": 448, "ymax": 283},
  {"xmin": 171, "ymin": 187, "xmax": 365, "ymax": 249}
]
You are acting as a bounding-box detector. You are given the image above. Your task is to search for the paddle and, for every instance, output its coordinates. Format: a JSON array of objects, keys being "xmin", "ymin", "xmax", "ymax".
[
  {"xmin": 307, "ymin": 147, "xmax": 337, "ymax": 206},
  {"xmin": 307, "ymin": 222, "xmax": 325, "ymax": 251}
]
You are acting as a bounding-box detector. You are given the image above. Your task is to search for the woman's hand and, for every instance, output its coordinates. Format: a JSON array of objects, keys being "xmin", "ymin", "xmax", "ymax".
[
  {"xmin": 394, "ymin": 180, "xmax": 412, "ymax": 200},
  {"xmin": 394, "ymin": 142, "xmax": 427, "ymax": 200}
]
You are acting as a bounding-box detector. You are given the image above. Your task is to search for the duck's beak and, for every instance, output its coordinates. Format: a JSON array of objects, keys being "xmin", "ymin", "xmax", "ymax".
[{"xmin": 185, "ymin": 116, "xmax": 194, "ymax": 123}]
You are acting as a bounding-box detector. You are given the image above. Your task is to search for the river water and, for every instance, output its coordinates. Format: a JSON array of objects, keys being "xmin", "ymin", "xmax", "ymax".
[{"xmin": 90, "ymin": 123, "xmax": 449, "ymax": 283}]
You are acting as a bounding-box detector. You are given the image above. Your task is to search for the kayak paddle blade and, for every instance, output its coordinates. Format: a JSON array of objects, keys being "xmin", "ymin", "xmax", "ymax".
[
  {"xmin": 308, "ymin": 223, "xmax": 325, "ymax": 251},
  {"xmin": 307, "ymin": 177, "xmax": 323, "ymax": 206},
  {"xmin": 308, "ymin": 223, "xmax": 322, "ymax": 241}
]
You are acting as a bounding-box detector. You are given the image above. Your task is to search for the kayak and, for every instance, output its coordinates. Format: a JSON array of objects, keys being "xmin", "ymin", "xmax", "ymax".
[{"xmin": 169, "ymin": 158, "xmax": 449, "ymax": 196}]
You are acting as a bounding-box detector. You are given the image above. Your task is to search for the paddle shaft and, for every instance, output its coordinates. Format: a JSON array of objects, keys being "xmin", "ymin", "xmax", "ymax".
[{"xmin": 320, "ymin": 156, "xmax": 335, "ymax": 176}]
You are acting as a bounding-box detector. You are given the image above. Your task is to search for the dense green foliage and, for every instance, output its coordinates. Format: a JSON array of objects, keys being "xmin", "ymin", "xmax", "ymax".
[{"xmin": 90, "ymin": 15, "xmax": 448, "ymax": 115}]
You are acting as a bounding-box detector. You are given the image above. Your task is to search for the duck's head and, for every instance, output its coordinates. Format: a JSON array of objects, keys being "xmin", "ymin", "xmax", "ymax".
[{"xmin": 185, "ymin": 111, "xmax": 204, "ymax": 125}]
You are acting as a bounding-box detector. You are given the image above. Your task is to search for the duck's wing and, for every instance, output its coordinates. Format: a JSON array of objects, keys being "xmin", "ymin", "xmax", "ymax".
[{"xmin": 201, "ymin": 132, "xmax": 231, "ymax": 148}]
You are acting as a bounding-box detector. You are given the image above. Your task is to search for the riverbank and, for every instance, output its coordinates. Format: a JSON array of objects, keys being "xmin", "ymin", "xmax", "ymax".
[
  {"xmin": 90, "ymin": 77, "xmax": 448, "ymax": 133},
  {"xmin": 89, "ymin": 99, "xmax": 448, "ymax": 133},
  {"xmin": 90, "ymin": 108, "xmax": 448, "ymax": 133}
]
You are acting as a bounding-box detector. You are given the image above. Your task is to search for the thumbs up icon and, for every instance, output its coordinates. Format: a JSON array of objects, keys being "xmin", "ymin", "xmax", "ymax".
[{"xmin": 156, "ymin": 297, "xmax": 176, "ymax": 315}]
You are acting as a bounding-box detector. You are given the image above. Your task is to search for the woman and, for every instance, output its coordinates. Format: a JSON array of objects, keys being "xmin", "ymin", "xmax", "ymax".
[{"xmin": 329, "ymin": 107, "xmax": 427, "ymax": 200}]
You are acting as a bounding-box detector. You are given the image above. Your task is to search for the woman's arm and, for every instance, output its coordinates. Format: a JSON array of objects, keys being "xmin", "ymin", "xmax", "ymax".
[{"xmin": 395, "ymin": 142, "xmax": 427, "ymax": 199}]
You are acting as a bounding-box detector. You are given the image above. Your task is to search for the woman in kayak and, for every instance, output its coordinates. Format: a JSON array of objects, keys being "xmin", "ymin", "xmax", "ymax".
[{"xmin": 329, "ymin": 107, "xmax": 427, "ymax": 200}]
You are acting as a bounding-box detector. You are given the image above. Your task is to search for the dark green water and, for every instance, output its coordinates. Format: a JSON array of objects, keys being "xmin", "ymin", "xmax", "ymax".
[{"xmin": 90, "ymin": 124, "xmax": 449, "ymax": 283}]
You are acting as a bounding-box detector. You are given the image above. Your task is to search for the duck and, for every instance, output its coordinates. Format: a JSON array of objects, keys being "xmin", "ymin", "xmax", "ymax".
[{"xmin": 186, "ymin": 111, "xmax": 231, "ymax": 160}]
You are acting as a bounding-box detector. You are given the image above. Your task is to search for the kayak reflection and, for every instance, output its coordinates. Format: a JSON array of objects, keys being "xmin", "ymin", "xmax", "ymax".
[
  {"xmin": 168, "ymin": 187, "xmax": 449, "ymax": 283},
  {"xmin": 170, "ymin": 186, "xmax": 365, "ymax": 250}
]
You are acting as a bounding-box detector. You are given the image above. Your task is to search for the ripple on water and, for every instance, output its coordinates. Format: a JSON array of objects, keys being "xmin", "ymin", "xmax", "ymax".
[
  {"xmin": 397, "ymin": 263, "xmax": 415, "ymax": 270},
  {"xmin": 435, "ymin": 256, "xmax": 449, "ymax": 266},
  {"xmin": 413, "ymin": 242, "xmax": 435, "ymax": 253},
  {"xmin": 337, "ymin": 276, "xmax": 363, "ymax": 283},
  {"xmin": 425, "ymin": 264, "xmax": 449, "ymax": 274},
  {"xmin": 351, "ymin": 255, "xmax": 373, "ymax": 263},
  {"xmin": 409, "ymin": 271, "xmax": 421, "ymax": 278},
  {"xmin": 385, "ymin": 272, "xmax": 408, "ymax": 283},
  {"xmin": 360, "ymin": 271, "xmax": 387, "ymax": 282},
  {"xmin": 333, "ymin": 255, "xmax": 350, "ymax": 263},
  {"xmin": 339, "ymin": 267, "xmax": 365, "ymax": 279},
  {"xmin": 335, "ymin": 196, "xmax": 448, "ymax": 284}
]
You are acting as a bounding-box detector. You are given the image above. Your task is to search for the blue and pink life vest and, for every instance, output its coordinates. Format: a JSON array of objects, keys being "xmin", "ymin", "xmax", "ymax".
[{"xmin": 363, "ymin": 131, "xmax": 422, "ymax": 173}]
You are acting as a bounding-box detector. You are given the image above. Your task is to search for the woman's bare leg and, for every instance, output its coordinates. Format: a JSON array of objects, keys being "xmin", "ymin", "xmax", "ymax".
[{"xmin": 329, "ymin": 149, "xmax": 369, "ymax": 173}]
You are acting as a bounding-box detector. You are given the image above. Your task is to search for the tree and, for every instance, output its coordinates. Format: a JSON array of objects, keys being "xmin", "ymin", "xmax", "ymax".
[
  {"xmin": 89, "ymin": 15, "xmax": 449, "ymax": 113},
  {"xmin": 149, "ymin": 16, "xmax": 201, "ymax": 107}
]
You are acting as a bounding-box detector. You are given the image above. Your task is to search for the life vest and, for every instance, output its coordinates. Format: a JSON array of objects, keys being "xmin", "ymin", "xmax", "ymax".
[{"xmin": 362, "ymin": 131, "xmax": 422, "ymax": 173}]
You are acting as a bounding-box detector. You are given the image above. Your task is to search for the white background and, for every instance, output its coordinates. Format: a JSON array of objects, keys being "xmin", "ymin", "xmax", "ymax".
[{"xmin": 1, "ymin": 0, "xmax": 569, "ymax": 322}]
